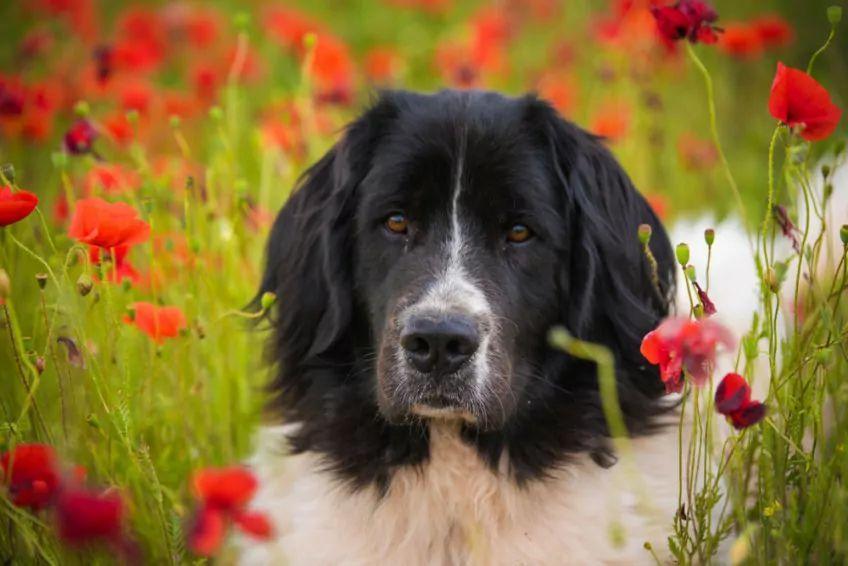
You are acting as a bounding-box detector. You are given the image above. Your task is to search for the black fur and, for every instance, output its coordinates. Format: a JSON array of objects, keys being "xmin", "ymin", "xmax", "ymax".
[{"xmin": 256, "ymin": 90, "xmax": 675, "ymax": 492}]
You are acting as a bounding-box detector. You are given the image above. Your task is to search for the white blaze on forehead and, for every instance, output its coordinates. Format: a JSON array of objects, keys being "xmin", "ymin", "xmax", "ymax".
[{"xmin": 411, "ymin": 143, "xmax": 491, "ymax": 318}]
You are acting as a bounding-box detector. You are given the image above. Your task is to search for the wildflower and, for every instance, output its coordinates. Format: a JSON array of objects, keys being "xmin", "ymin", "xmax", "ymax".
[
  {"xmin": 0, "ymin": 186, "xmax": 39, "ymax": 227},
  {"xmin": 89, "ymin": 245, "xmax": 140, "ymax": 285},
  {"xmin": 640, "ymin": 317, "xmax": 734, "ymax": 393},
  {"xmin": 63, "ymin": 119, "xmax": 98, "ymax": 155},
  {"xmin": 1, "ymin": 444, "xmax": 61, "ymax": 510},
  {"xmin": 124, "ymin": 302, "xmax": 186, "ymax": 344},
  {"xmin": 769, "ymin": 62, "xmax": 842, "ymax": 142},
  {"xmin": 693, "ymin": 282, "xmax": 717, "ymax": 316},
  {"xmin": 677, "ymin": 133, "xmax": 717, "ymax": 170},
  {"xmin": 590, "ymin": 103, "xmax": 631, "ymax": 143},
  {"xmin": 92, "ymin": 45, "xmax": 114, "ymax": 84},
  {"xmin": 718, "ymin": 23, "xmax": 763, "ymax": 59},
  {"xmin": 651, "ymin": 0, "xmax": 720, "ymax": 45},
  {"xmin": 364, "ymin": 47, "xmax": 404, "ymax": 85},
  {"xmin": 68, "ymin": 197, "xmax": 150, "ymax": 249},
  {"xmin": 715, "ymin": 373, "xmax": 766, "ymax": 429},
  {"xmin": 536, "ymin": 72, "xmax": 577, "ymax": 117},
  {"xmin": 56, "ymin": 487, "xmax": 126, "ymax": 548},
  {"xmin": 188, "ymin": 466, "xmax": 273, "ymax": 556},
  {"xmin": 751, "ymin": 14, "xmax": 793, "ymax": 48},
  {"xmin": 83, "ymin": 164, "xmax": 140, "ymax": 196},
  {"xmin": 772, "ymin": 205, "xmax": 800, "ymax": 252}
]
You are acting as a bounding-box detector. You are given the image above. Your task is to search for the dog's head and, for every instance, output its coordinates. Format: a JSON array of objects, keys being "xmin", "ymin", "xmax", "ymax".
[{"xmin": 258, "ymin": 90, "xmax": 674, "ymax": 486}]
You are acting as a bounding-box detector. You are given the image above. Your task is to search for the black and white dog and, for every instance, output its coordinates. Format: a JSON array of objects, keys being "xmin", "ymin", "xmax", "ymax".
[{"xmin": 242, "ymin": 89, "xmax": 685, "ymax": 564}]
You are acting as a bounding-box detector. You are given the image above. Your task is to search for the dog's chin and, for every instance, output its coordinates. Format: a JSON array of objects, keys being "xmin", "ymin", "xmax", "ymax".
[{"xmin": 409, "ymin": 403, "xmax": 477, "ymax": 424}]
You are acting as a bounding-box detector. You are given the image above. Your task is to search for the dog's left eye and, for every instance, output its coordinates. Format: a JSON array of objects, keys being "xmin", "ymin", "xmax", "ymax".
[
  {"xmin": 506, "ymin": 223, "xmax": 533, "ymax": 244},
  {"xmin": 384, "ymin": 213, "xmax": 409, "ymax": 235}
]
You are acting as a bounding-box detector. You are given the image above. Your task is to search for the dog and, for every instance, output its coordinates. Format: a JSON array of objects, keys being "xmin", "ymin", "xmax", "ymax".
[{"xmin": 240, "ymin": 89, "xmax": 688, "ymax": 565}]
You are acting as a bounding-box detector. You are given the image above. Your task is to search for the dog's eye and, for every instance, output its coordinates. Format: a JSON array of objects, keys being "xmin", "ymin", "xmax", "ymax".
[
  {"xmin": 506, "ymin": 223, "xmax": 533, "ymax": 244},
  {"xmin": 385, "ymin": 213, "xmax": 409, "ymax": 235}
]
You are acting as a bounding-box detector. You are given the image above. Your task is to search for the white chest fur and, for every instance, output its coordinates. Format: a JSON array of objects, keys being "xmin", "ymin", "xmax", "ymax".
[{"xmin": 239, "ymin": 421, "xmax": 683, "ymax": 565}]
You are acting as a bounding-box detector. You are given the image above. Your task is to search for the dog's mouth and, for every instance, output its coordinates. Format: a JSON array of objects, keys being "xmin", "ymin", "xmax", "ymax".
[{"xmin": 410, "ymin": 400, "xmax": 477, "ymax": 424}]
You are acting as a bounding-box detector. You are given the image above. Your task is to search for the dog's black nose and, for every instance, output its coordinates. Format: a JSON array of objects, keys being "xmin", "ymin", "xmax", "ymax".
[{"xmin": 400, "ymin": 315, "xmax": 479, "ymax": 374}]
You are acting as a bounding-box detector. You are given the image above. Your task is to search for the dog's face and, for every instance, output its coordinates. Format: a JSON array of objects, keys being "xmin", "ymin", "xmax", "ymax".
[
  {"xmin": 259, "ymin": 90, "xmax": 675, "ymax": 487},
  {"xmin": 354, "ymin": 108, "xmax": 565, "ymax": 428}
]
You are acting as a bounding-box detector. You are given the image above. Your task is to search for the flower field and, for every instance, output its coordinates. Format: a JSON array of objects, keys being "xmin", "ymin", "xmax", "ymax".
[{"xmin": 1, "ymin": 0, "xmax": 847, "ymax": 563}]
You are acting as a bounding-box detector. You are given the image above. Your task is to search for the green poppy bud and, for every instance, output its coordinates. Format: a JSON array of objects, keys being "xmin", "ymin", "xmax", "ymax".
[
  {"xmin": 675, "ymin": 243, "xmax": 690, "ymax": 266},
  {"xmin": 704, "ymin": 228, "xmax": 715, "ymax": 246},
  {"xmin": 261, "ymin": 291, "xmax": 277, "ymax": 311},
  {"xmin": 637, "ymin": 224, "xmax": 652, "ymax": 245},
  {"xmin": 827, "ymin": 5, "xmax": 842, "ymax": 25},
  {"xmin": 76, "ymin": 273, "xmax": 93, "ymax": 296}
]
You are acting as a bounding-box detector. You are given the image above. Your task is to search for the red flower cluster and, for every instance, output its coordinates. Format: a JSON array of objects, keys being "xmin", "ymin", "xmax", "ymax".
[
  {"xmin": 0, "ymin": 186, "xmax": 39, "ymax": 227},
  {"xmin": 1, "ymin": 444, "xmax": 130, "ymax": 553},
  {"xmin": 715, "ymin": 373, "xmax": 766, "ymax": 429},
  {"xmin": 650, "ymin": 0, "xmax": 720, "ymax": 45},
  {"xmin": 188, "ymin": 467, "xmax": 273, "ymax": 556},
  {"xmin": 768, "ymin": 62, "xmax": 842, "ymax": 142},
  {"xmin": 640, "ymin": 317, "xmax": 733, "ymax": 393},
  {"xmin": 124, "ymin": 302, "xmax": 187, "ymax": 344}
]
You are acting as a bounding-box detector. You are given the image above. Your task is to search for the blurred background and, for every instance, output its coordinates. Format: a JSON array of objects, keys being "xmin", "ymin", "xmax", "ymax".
[{"xmin": 1, "ymin": 0, "xmax": 845, "ymax": 222}]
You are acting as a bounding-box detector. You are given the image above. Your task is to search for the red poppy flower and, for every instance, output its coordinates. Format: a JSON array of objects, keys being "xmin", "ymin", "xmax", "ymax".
[
  {"xmin": 590, "ymin": 103, "xmax": 631, "ymax": 143},
  {"xmin": 364, "ymin": 47, "xmax": 404, "ymax": 85},
  {"xmin": 751, "ymin": 14, "xmax": 793, "ymax": 48},
  {"xmin": 63, "ymin": 119, "xmax": 98, "ymax": 155},
  {"xmin": 83, "ymin": 164, "xmax": 140, "ymax": 196},
  {"xmin": 714, "ymin": 373, "xmax": 766, "ymax": 429},
  {"xmin": 718, "ymin": 23, "xmax": 763, "ymax": 59},
  {"xmin": 56, "ymin": 487, "xmax": 125, "ymax": 546},
  {"xmin": 640, "ymin": 317, "xmax": 733, "ymax": 393},
  {"xmin": 769, "ymin": 62, "xmax": 842, "ymax": 141},
  {"xmin": 68, "ymin": 197, "xmax": 150, "ymax": 249},
  {"xmin": 188, "ymin": 467, "xmax": 273, "ymax": 556},
  {"xmin": 677, "ymin": 133, "xmax": 717, "ymax": 170},
  {"xmin": 124, "ymin": 302, "xmax": 186, "ymax": 344},
  {"xmin": 0, "ymin": 186, "xmax": 39, "ymax": 227},
  {"xmin": 1, "ymin": 444, "xmax": 61, "ymax": 510},
  {"xmin": 693, "ymin": 282, "xmax": 717, "ymax": 316},
  {"xmin": 0, "ymin": 79, "xmax": 25, "ymax": 116},
  {"xmin": 651, "ymin": 0, "xmax": 720, "ymax": 45}
]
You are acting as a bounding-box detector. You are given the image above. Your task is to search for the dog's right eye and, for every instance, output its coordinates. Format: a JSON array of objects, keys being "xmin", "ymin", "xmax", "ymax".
[{"xmin": 384, "ymin": 213, "xmax": 409, "ymax": 235}]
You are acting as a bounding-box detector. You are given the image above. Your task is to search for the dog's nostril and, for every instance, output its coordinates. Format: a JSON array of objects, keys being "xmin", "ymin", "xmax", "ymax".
[{"xmin": 400, "ymin": 314, "xmax": 479, "ymax": 375}]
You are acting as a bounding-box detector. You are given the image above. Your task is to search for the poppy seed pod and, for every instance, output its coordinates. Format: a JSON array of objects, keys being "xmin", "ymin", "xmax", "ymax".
[
  {"xmin": 35, "ymin": 273, "xmax": 48, "ymax": 290},
  {"xmin": 704, "ymin": 228, "xmax": 715, "ymax": 246},
  {"xmin": 638, "ymin": 224, "xmax": 652, "ymax": 245},
  {"xmin": 676, "ymin": 243, "xmax": 690, "ymax": 266},
  {"xmin": 685, "ymin": 265, "xmax": 697, "ymax": 281},
  {"xmin": 76, "ymin": 273, "xmax": 93, "ymax": 296},
  {"xmin": 828, "ymin": 5, "xmax": 842, "ymax": 25}
]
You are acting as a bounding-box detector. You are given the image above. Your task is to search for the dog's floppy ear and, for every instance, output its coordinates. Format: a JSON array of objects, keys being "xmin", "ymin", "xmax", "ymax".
[
  {"xmin": 525, "ymin": 96, "xmax": 675, "ymax": 399},
  {"xmin": 256, "ymin": 95, "xmax": 397, "ymax": 399}
]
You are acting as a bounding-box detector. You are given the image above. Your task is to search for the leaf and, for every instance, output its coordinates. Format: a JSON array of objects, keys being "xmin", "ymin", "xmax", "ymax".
[{"xmin": 57, "ymin": 336, "xmax": 85, "ymax": 368}]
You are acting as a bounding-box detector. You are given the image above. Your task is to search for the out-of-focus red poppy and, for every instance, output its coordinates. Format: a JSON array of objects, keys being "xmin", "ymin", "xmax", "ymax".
[
  {"xmin": 769, "ymin": 62, "xmax": 842, "ymax": 142},
  {"xmin": 63, "ymin": 119, "xmax": 98, "ymax": 155},
  {"xmin": 89, "ymin": 245, "xmax": 141, "ymax": 285},
  {"xmin": 263, "ymin": 7, "xmax": 323, "ymax": 51},
  {"xmin": 641, "ymin": 317, "xmax": 733, "ymax": 393},
  {"xmin": 162, "ymin": 5, "xmax": 222, "ymax": 50},
  {"xmin": 191, "ymin": 63, "xmax": 221, "ymax": 103},
  {"xmin": 310, "ymin": 36, "xmax": 355, "ymax": 105},
  {"xmin": 651, "ymin": 0, "xmax": 720, "ymax": 45},
  {"xmin": 364, "ymin": 47, "xmax": 404, "ymax": 85},
  {"xmin": 112, "ymin": 7, "xmax": 166, "ymax": 74},
  {"xmin": 1, "ymin": 444, "xmax": 61, "ymax": 510},
  {"xmin": 31, "ymin": 0, "xmax": 98, "ymax": 43},
  {"xmin": 56, "ymin": 487, "xmax": 125, "ymax": 547},
  {"xmin": 469, "ymin": 6, "xmax": 511, "ymax": 74},
  {"xmin": 0, "ymin": 187, "xmax": 39, "ymax": 227},
  {"xmin": 751, "ymin": 14, "xmax": 793, "ymax": 48},
  {"xmin": 676, "ymin": 133, "xmax": 717, "ymax": 170},
  {"xmin": 715, "ymin": 373, "xmax": 766, "ymax": 429},
  {"xmin": 189, "ymin": 467, "xmax": 273, "ymax": 556},
  {"xmin": 118, "ymin": 81, "xmax": 154, "ymax": 115},
  {"xmin": 83, "ymin": 164, "xmax": 140, "ymax": 196},
  {"xmin": 68, "ymin": 197, "xmax": 150, "ymax": 249},
  {"xmin": 125, "ymin": 302, "xmax": 186, "ymax": 344},
  {"xmin": 718, "ymin": 23, "xmax": 763, "ymax": 59},
  {"xmin": 0, "ymin": 77, "xmax": 26, "ymax": 117},
  {"xmin": 435, "ymin": 41, "xmax": 481, "ymax": 89},
  {"xmin": 19, "ymin": 27, "xmax": 55, "ymax": 61},
  {"xmin": 102, "ymin": 112, "xmax": 135, "ymax": 146},
  {"xmin": 644, "ymin": 193, "xmax": 669, "ymax": 220},
  {"xmin": 590, "ymin": 102, "xmax": 631, "ymax": 143},
  {"xmin": 536, "ymin": 72, "xmax": 577, "ymax": 117}
]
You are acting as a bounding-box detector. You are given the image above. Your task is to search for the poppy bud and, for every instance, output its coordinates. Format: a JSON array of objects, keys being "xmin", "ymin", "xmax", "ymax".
[
  {"xmin": 693, "ymin": 304, "xmax": 705, "ymax": 318},
  {"xmin": 764, "ymin": 267, "xmax": 780, "ymax": 293},
  {"xmin": 125, "ymin": 109, "xmax": 139, "ymax": 124},
  {"xmin": 234, "ymin": 11, "xmax": 251, "ymax": 30},
  {"xmin": 0, "ymin": 268, "xmax": 10, "ymax": 301},
  {"xmin": 261, "ymin": 291, "xmax": 277, "ymax": 311},
  {"xmin": 821, "ymin": 165, "xmax": 831, "ymax": 179},
  {"xmin": 637, "ymin": 224, "xmax": 652, "ymax": 245},
  {"xmin": 73, "ymin": 100, "xmax": 90, "ymax": 117},
  {"xmin": 841, "ymin": 224, "xmax": 848, "ymax": 245},
  {"xmin": 35, "ymin": 356, "xmax": 46, "ymax": 374},
  {"xmin": 828, "ymin": 5, "xmax": 842, "ymax": 25},
  {"xmin": 76, "ymin": 273, "xmax": 93, "ymax": 296},
  {"xmin": 675, "ymin": 243, "xmax": 690, "ymax": 266},
  {"xmin": 824, "ymin": 184, "xmax": 833, "ymax": 200},
  {"xmin": 51, "ymin": 151, "xmax": 68, "ymax": 169},
  {"xmin": 815, "ymin": 347, "xmax": 832, "ymax": 365},
  {"xmin": 209, "ymin": 106, "xmax": 223, "ymax": 121},
  {"xmin": 35, "ymin": 273, "xmax": 48, "ymax": 290},
  {"xmin": 125, "ymin": 305, "xmax": 136, "ymax": 322},
  {"xmin": 704, "ymin": 228, "xmax": 715, "ymax": 246},
  {"xmin": 685, "ymin": 265, "xmax": 696, "ymax": 281},
  {"xmin": 303, "ymin": 32, "xmax": 317, "ymax": 50},
  {"xmin": 169, "ymin": 115, "xmax": 181, "ymax": 129},
  {"xmin": 0, "ymin": 163, "xmax": 15, "ymax": 184}
]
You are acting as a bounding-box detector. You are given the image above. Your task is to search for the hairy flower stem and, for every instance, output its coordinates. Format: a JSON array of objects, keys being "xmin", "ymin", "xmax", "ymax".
[{"xmin": 685, "ymin": 43, "xmax": 754, "ymax": 255}]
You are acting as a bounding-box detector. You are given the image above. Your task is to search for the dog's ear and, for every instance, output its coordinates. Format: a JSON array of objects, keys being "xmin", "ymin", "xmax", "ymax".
[
  {"xmin": 256, "ymin": 95, "xmax": 397, "ymax": 392},
  {"xmin": 525, "ymin": 96, "xmax": 675, "ymax": 399}
]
